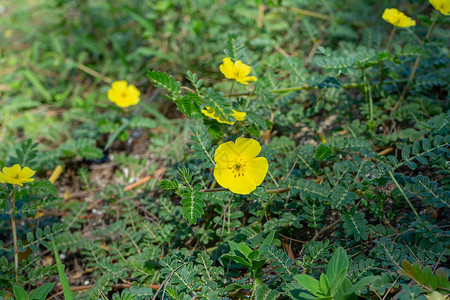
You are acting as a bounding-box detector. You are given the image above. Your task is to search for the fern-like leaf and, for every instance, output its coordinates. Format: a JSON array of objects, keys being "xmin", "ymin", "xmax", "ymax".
[{"xmin": 146, "ymin": 70, "xmax": 181, "ymax": 97}]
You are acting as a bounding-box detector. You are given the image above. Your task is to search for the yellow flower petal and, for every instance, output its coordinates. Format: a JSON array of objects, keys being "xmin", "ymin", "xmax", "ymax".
[
  {"xmin": 235, "ymin": 60, "xmax": 252, "ymax": 77},
  {"xmin": 111, "ymin": 80, "xmax": 128, "ymax": 90},
  {"xmin": 220, "ymin": 57, "xmax": 236, "ymax": 79},
  {"xmin": 0, "ymin": 172, "xmax": 6, "ymax": 183},
  {"xmin": 223, "ymin": 171, "xmax": 259, "ymax": 195},
  {"xmin": 236, "ymin": 76, "xmax": 257, "ymax": 85},
  {"xmin": 20, "ymin": 167, "xmax": 36, "ymax": 178},
  {"xmin": 231, "ymin": 110, "xmax": 246, "ymax": 122},
  {"xmin": 214, "ymin": 141, "xmax": 240, "ymax": 163},
  {"xmin": 245, "ymin": 157, "xmax": 269, "ymax": 186},
  {"xmin": 234, "ymin": 137, "xmax": 262, "ymax": 160}
]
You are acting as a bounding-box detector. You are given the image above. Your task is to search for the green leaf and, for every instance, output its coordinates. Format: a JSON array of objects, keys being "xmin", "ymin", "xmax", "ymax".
[
  {"xmin": 122, "ymin": 5, "xmax": 155, "ymax": 34},
  {"xmin": 405, "ymin": 160, "xmax": 418, "ymax": 170},
  {"xmin": 260, "ymin": 230, "xmax": 276, "ymax": 250},
  {"xmin": 326, "ymin": 247, "xmax": 349, "ymax": 284},
  {"xmin": 319, "ymin": 274, "xmax": 331, "ymax": 295},
  {"xmin": 343, "ymin": 276, "xmax": 377, "ymax": 296},
  {"xmin": 436, "ymin": 268, "xmax": 450, "ymax": 290},
  {"xmin": 342, "ymin": 211, "xmax": 370, "ymax": 241},
  {"xmin": 52, "ymin": 238, "xmax": 74, "ymax": 300},
  {"xmin": 329, "ymin": 268, "xmax": 347, "ymax": 296},
  {"xmin": 13, "ymin": 286, "xmax": 29, "ymax": 300},
  {"xmin": 254, "ymin": 284, "xmax": 281, "ymax": 300},
  {"xmin": 423, "ymin": 266, "xmax": 437, "ymax": 290},
  {"xmin": 180, "ymin": 186, "xmax": 206, "ymax": 224},
  {"xmin": 422, "ymin": 138, "xmax": 431, "ymax": 151},
  {"xmin": 160, "ymin": 179, "xmax": 179, "ymax": 191},
  {"xmin": 229, "ymin": 241, "xmax": 253, "ymax": 258},
  {"xmin": 177, "ymin": 94, "xmax": 193, "ymax": 116},
  {"xmin": 30, "ymin": 283, "xmax": 55, "ymax": 300},
  {"xmin": 315, "ymin": 144, "xmax": 332, "ymax": 161},
  {"xmin": 146, "ymin": 70, "xmax": 181, "ymax": 96},
  {"xmin": 295, "ymin": 274, "xmax": 322, "ymax": 296},
  {"xmin": 23, "ymin": 69, "xmax": 52, "ymax": 102},
  {"xmin": 105, "ymin": 119, "xmax": 130, "ymax": 150}
]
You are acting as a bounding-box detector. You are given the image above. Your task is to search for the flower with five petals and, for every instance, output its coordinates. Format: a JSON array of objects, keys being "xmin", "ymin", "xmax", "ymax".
[
  {"xmin": 213, "ymin": 137, "xmax": 268, "ymax": 195},
  {"xmin": 107, "ymin": 80, "xmax": 140, "ymax": 108},
  {"xmin": 0, "ymin": 164, "xmax": 36, "ymax": 186},
  {"xmin": 220, "ymin": 57, "xmax": 257, "ymax": 85}
]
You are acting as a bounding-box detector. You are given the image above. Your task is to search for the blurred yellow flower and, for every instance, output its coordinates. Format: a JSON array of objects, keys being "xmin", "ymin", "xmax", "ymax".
[
  {"xmin": 220, "ymin": 57, "xmax": 257, "ymax": 85},
  {"xmin": 382, "ymin": 8, "xmax": 416, "ymax": 27},
  {"xmin": 214, "ymin": 137, "xmax": 268, "ymax": 194},
  {"xmin": 107, "ymin": 80, "xmax": 140, "ymax": 108},
  {"xmin": 201, "ymin": 106, "xmax": 246, "ymax": 125},
  {"xmin": 430, "ymin": 0, "xmax": 450, "ymax": 15},
  {"xmin": 0, "ymin": 164, "xmax": 35, "ymax": 186}
]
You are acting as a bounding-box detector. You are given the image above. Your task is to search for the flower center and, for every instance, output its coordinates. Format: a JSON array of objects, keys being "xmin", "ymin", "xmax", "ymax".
[
  {"xmin": 229, "ymin": 158, "xmax": 246, "ymax": 178},
  {"xmin": 121, "ymin": 92, "xmax": 127, "ymax": 98}
]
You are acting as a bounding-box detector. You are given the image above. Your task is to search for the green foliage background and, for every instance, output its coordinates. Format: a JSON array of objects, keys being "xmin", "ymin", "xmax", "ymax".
[{"xmin": 0, "ymin": 0, "xmax": 449, "ymax": 299}]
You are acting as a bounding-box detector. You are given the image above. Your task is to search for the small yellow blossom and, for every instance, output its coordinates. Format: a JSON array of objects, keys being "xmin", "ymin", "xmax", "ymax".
[
  {"xmin": 220, "ymin": 57, "xmax": 257, "ymax": 85},
  {"xmin": 382, "ymin": 8, "xmax": 416, "ymax": 27},
  {"xmin": 0, "ymin": 164, "xmax": 35, "ymax": 186},
  {"xmin": 107, "ymin": 81, "xmax": 140, "ymax": 108},
  {"xmin": 201, "ymin": 106, "xmax": 246, "ymax": 125},
  {"xmin": 214, "ymin": 137, "xmax": 268, "ymax": 195},
  {"xmin": 430, "ymin": 0, "xmax": 450, "ymax": 15}
]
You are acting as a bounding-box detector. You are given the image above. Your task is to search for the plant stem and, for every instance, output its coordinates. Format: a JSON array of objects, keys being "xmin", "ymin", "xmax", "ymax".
[
  {"xmin": 392, "ymin": 12, "xmax": 439, "ymax": 111},
  {"xmin": 258, "ymin": 193, "xmax": 276, "ymax": 225},
  {"xmin": 10, "ymin": 185, "xmax": 18, "ymax": 283},
  {"xmin": 380, "ymin": 27, "xmax": 396, "ymax": 84},
  {"xmin": 368, "ymin": 75, "xmax": 374, "ymax": 126},
  {"xmin": 229, "ymin": 81, "xmax": 235, "ymax": 96},
  {"xmin": 222, "ymin": 79, "xmax": 410, "ymax": 97},
  {"xmin": 199, "ymin": 187, "xmax": 291, "ymax": 193},
  {"xmin": 251, "ymin": 270, "xmax": 263, "ymax": 299},
  {"xmin": 388, "ymin": 171, "xmax": 421, "ymax": 220}
]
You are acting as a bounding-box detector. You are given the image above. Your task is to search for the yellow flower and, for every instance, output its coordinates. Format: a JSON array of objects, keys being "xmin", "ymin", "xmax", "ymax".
[
  {"xmin": 107, "ymin": 80, "xmax": 140, "ymax": 108},
  {"xmin": 430, "ymin": 0, "xmax": 450, "ymax": 15},
  {"xmin": 214, "ymin": 137, "xmax": 268, "ymax": 195},
  {"xmin": 0, "ymin": 164, "xmax": 35, "ymax": 186},
  {"xmin": 382, "ymin": 8, "xmax": 416, "ymax": 27},
  {"xmin": 220, "ymin": 57, "xmax": 257, "ymax": 85},
  {"xmin": 201, "ymin": 106, "xmax": 246, "ymax": 125}
]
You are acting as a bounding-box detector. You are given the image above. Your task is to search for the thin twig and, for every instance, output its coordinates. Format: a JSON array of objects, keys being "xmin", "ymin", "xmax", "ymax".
[{"xmin": 152, "ymin": 265, "xmax": 184, "ymax": 300}]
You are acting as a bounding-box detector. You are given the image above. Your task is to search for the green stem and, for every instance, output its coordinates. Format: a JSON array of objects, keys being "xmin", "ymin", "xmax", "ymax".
[
  {"xmin": 10, "ymin": 185, "xmax": 18, "ymax": 283},
  {"xmin": 199, "ymin": 187, "xmax": 290, "ymax": 193},
  {"xmin": 380, "ymin": 27, "xmax": 397, "ymax": 84},
  {"xmin": 251, "ymin": 270, "xmax": 263, "ymax": 299},
  {"xmin": 362, "ymin": 70, "xmax": 374, "ymax": 128},
  {"xmin": 223, "ymin": 79, "xmax": 410, "ymax": 98},
  {"xmin": 258, "ymin": 193, "xmax": 276, "ymax": 225},
  {"xmin": 229, "ymin": 81, "xmax": 235, "ymax": 96},
  {"xmin": 388, "ymin": 171, "xmax": 421, "ymax": 220},
  {"xmin": 368, "ymin": 76, "xmax": 374, "ymax": 126},
  {"xmin": 392, "ymin": 12, "xmax": 439, "ymax": 111}
]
